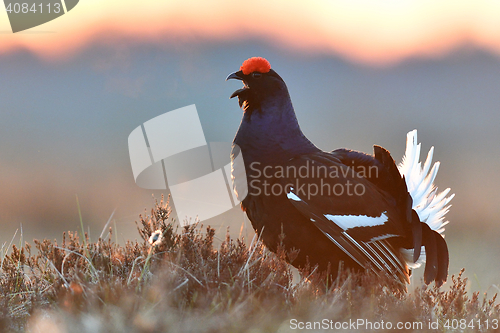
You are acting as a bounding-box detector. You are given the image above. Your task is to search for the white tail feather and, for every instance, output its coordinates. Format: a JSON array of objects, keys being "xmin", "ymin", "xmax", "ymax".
[
  {"xmin": 398, "ymin": 130, "xmax": 454, "ymax": 267},
  {"xmin": 401, "ymin": 247, "xmax": 426, "ymax": 269}
]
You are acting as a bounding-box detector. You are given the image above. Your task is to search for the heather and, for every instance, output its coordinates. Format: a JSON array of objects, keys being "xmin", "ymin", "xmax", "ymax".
[{"xmin": 1, "ymin": 196, "xmax": 498, "ymax": 332}]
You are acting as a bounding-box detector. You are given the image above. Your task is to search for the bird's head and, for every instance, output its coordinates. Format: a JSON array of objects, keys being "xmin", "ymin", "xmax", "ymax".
[{"xmin": 226, "ymin": 57, "xmax": 287, "ymax": 114}]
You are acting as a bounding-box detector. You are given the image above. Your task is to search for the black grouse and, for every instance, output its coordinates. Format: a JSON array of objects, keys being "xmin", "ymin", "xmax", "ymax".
[{"xmin": 227, "ymin": 57, "xmax": 453, "ymax": 286}]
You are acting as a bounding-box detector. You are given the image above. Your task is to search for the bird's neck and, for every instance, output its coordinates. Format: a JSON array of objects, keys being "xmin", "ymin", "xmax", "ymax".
[{"xmin": 233, "ymin": 96, "xmax": 319, "ymax": 165}]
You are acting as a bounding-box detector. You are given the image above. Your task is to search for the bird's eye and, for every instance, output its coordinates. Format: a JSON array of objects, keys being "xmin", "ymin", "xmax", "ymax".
[{"xmin": 252, "ymin": 72, "xmax": 262, "ymax": 79}]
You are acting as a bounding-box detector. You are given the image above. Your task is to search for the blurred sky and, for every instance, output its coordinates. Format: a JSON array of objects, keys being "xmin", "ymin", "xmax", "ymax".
[{"xmin": 1, "ymin": 1, "xmax": 499, "ymax": 291}]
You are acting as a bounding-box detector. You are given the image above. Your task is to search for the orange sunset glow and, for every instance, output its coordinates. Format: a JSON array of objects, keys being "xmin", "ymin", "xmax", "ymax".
[
  {"xmin": 2, "ymin": 0, "xmax": 500, "ymax": 64},
  {"xmin": 3, "ymin": 0, "xmax": 500, "ymax": 317}
]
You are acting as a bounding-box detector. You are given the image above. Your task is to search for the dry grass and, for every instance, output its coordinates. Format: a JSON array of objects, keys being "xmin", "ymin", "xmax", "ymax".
[{"xmin": 0, "ymin": 196, "xmax": 498, "ymax": 332}]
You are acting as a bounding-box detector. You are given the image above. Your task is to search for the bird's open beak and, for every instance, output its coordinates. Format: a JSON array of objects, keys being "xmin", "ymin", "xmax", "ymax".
[
  {"xmin": 226, "ymin": 70, "xmax": 248, "ymax": 99},
  {"xmin": 226, "ymin": 70, "xmax": 244, "ymax": 81}
]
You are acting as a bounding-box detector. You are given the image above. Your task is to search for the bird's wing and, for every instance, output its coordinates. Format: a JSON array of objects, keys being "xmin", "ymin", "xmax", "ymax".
[
  {"xmin": 332, "ymin": 147, "xmax": 411, "ymax": 213},
  {"xmin": 332, "ymin": 146, "xmax": 423, "ymax": 261},
  {"xmin": 281, "ymin": 152, "xmax": 410, "ymax": 283}
]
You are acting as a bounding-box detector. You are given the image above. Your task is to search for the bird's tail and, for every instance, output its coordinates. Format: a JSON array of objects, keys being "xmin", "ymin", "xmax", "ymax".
[{"xmin": 398, "ymin": 130, "xmax": 454, "ymax": 276}]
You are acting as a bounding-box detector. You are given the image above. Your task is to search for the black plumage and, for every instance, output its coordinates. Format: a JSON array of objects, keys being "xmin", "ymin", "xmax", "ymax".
[{"xmin": 227, "ymin": 57, "xmax": 449, "ymax": 286}]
